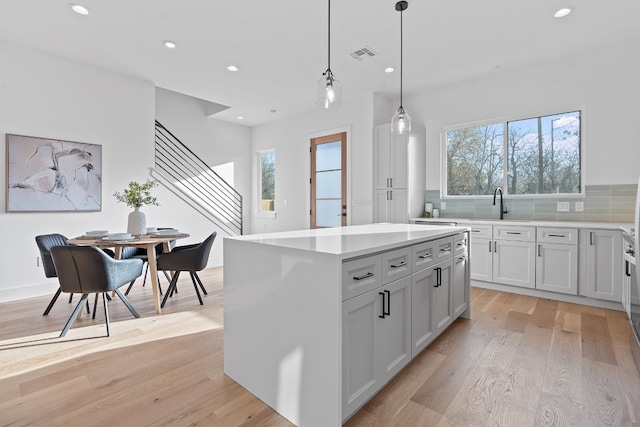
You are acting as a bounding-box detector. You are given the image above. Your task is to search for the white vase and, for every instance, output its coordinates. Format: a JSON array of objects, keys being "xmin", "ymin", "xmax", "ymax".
[{"xmin": 127, "ymin": 206, "xmax": 147, "ymax": 236}]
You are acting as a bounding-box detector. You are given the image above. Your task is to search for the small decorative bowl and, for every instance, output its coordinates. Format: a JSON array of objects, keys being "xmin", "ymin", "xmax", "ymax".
[{"xmin": 86, "ymin": 230, "xmax": 108, "ymax": 237}]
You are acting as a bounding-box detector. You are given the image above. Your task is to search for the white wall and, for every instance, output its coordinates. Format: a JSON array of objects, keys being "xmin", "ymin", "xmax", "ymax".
[
  {"xmin": 0, "ymin": 43, "xmax": 254, "ymax": 302},
  {"xmin": 0, "ymin": 41, "xmax": 156, "ymax": 301},
  {"xmin": 250, "ymin": 91, "xmax": 374, "ymax": 233},
  {"xmin": 402, "ymin": 40, "xmax": 640, "ymax": 190}
]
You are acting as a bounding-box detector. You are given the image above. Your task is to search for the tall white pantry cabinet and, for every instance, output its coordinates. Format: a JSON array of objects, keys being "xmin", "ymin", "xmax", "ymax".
[{"xmin": 373, "ymin": 123, "xmax": 426, "ymax": 223}]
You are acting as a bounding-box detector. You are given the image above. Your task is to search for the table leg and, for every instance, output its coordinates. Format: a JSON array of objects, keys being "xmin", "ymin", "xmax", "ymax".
[{"xmin": 147, "ymin": 243, "xmax": 162, "ymax": 314}]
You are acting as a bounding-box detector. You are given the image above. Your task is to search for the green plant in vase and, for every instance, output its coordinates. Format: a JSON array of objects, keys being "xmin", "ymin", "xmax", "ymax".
[{"xmin": 114, "ymin": 180, "xmax": 160, "ymax": 235}]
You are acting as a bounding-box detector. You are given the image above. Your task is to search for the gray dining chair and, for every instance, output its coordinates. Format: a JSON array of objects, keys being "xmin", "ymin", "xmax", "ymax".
[
  {"xmin": 35, "ymin": 233, "xmax": 71, "ymax": 315},
  {"xmin": 156, "ymin": 232, "xmax": 217, "ymax": 307},
  {"xmin": 50, "ymin": 245, "xmax": 144, "ymax": 337}
]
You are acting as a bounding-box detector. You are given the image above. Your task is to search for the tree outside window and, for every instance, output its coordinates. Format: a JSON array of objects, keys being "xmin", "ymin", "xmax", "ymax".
[
  {"xmin": 259, "ymin": 150, "xmax": 275, "ymax": 212},
  {"xmin": 445, "ymin": 111, "xmax": 581, "ymax": 197}
]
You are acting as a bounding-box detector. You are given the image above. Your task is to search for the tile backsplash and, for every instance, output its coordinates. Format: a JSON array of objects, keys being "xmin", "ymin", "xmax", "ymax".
[{"xmin": 425, "ymin": 184, "xmax": 637, "ymax": 223}]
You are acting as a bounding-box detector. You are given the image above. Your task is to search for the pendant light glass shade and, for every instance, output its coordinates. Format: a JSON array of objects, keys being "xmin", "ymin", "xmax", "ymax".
[
  {"xmin": 316, "ymin": 69, "xmax": 342, "ymax": 109},
  {"xmin": 316, "ymin": 0, "xmax": 342, "ymax": 109},
  {"xmin": 391, "ymin": 106, "xmax": 411, "ymax": 135},
  {"xmin": 391, "ymin": 1, "xmax": 411, "ymax": 134}
]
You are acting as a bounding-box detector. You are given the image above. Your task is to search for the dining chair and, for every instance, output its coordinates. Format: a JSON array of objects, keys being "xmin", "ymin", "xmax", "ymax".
[
  {"xmin": 36, "ymin": 234, "xmax": 117, "ymax": 315},
  {"xmin": 34, "ymin": 233, "xmax": 102, "ymax": 317},
  {"xmin": 122, "ymin": 230, "xmax": 176, "ymax": 295},
  {"xmin": 156, "ymin": 231, "xmax": 217, "ymax": 307},
  {"xmin": 50, "ymin": 245, "xmax": 143, "ymax": 337}
]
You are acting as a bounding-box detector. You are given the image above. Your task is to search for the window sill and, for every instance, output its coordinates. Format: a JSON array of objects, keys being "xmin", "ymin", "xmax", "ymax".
[{"xmin": 257, "ymin": 211, "xmax": 277, "ymax": 218}]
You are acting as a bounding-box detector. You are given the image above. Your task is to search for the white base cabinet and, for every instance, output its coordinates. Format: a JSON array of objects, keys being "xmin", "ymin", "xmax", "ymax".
[
  {"xmin": 583, "ymin": 229, "xmax": 622, "ymax": 302},
  {"xmin": 343, "ymin": 233, "xmax": 467, "ymax": 421},
  {"xmin": 342, "ymin": 275, "xmax": 412, "ymax": 417},
  {"xmin": 493, "ymin": 239, "xmax": 536, "ymax": 288},
  {"xmin": 535, "ymin": 227, "xmax": 579, "ymax": 295},
  {"xmin": 461, "ymin": 223, "xmax": 535, "ymax": 289},
  {"xmin": 453, "ymin": 249, "xmax": 469, "ymax": 317}
]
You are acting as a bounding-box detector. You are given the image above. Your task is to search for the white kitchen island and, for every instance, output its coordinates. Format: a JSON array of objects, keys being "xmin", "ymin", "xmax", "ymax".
[{"xmin": 223, "ymin": 223, "xmax": 470, "ymax": 426}]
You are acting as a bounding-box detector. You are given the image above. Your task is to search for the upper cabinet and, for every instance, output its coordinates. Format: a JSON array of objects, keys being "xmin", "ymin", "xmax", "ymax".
[{"xmin": 373, "ymin": 124, "xmax": 426, "ymax": 223}]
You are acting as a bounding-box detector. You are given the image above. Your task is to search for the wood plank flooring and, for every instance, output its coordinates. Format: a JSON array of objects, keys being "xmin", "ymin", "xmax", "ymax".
[{"xmin": 1, "ymin": 270, "xmax": 639, "ymax": 426}]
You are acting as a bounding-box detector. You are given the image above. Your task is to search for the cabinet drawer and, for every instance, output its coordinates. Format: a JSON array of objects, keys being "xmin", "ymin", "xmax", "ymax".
[
  {"xmin": 537, "ymin": 227, "xmax": 578, "ymax": 245},
  {"xmin": 342, "ymin": 255, "xmax": 382, "ymax": 301},
  {"xmin": 412, "ymin": 236, "xmax": 453, "ymax": 271},
  {"xmin": 453, "ymin": 232, "xmax": 468, "ymax": 256},
  {"xmin": 460, "ymin": 223, "xmax": 492, "ymax": 240},
  {"xmin": 412, "ymin": 240, "xmax": 437, "ymax": 271},
  {"xmin": 493, "ymin": 225, "xmax": 535, "ymax": 242},
  {"xmin": 382, "ymin": 247, "xmax": 412, "ymax": 284},
  {"xmin": 435, "ymin": 236, "xmax": 455, "ymax": 262}
]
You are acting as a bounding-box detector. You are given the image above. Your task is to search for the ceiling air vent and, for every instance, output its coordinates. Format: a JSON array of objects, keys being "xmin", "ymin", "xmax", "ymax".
[{"xmin": 350, "ymin": 46, "xmax": 378, "ymax": 62}]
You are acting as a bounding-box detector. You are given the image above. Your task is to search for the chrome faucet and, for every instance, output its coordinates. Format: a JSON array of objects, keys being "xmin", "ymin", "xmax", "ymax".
[{"xmin": 493, "ymin": 187, "xmax": 508, "ymax": 219}]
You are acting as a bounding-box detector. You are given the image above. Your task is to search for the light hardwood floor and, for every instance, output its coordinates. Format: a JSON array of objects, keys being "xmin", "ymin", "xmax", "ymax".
[{"xmin": 1, "ymin": 268, "xmax": 639, "ymax": 426}]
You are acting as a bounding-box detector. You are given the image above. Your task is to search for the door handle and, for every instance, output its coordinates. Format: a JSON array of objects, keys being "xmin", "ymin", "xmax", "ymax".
[
  {"xmin": 379, "ymin": 292, "xmax": 386, "ymax": 318},
  {"xmin": 384, "ymin": 290, "xmax": 390, "ymax": 316},
  {"xmin": 353, "ymin": 272, "xmax": 374, "ymax": 281},
  {"xmin": 390, "ymin": 261, "xmax": 407, "ymax": 268},
  {"xmin": 626, "ymin": 260, "xmax": 631, "ymax": 277},
  {"xmin": 538, "ymin": 244, "xmax": 541, "ymax": 257}
]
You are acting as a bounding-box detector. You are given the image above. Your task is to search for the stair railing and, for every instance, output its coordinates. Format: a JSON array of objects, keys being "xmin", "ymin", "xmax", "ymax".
[{"xmin": 154, "ymin": 120, "xmax": 243, "ymax": 235}]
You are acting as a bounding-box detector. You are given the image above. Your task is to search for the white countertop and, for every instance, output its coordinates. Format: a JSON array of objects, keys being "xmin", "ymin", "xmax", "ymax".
[
  {"xmin": 226, "ymin": 223, "xmax": 466, "ymax": 258},
  {"xmin": 411, "ymin": 217, "xmax": 633, "ymax": 231}
]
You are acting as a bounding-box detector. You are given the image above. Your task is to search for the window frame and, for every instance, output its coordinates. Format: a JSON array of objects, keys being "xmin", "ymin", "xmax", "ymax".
[
  {"xmin": 257, "ymin": 148, "xmax": 276, "ymax": 218},
  {"xmin": 441, "ymin": 109, "xmax": 585, "ymax": 199}
]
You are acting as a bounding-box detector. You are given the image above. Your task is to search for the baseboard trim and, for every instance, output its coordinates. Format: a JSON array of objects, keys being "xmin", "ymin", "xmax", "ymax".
[{"xmin": 0, "ymin": 282, "xmax": 58, "ymax": 303}]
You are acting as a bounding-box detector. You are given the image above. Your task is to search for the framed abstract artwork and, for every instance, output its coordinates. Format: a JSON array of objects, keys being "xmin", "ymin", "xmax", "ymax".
[{"xmin": 6, "ymin": 134, "xmax": 102, "ymax": 212}]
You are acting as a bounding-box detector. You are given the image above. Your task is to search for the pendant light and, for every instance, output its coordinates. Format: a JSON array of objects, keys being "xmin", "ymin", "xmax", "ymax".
[
  {"xmin": 391, "ymin": 1, "xmax": 411, "ymax": 134},
  {"xmin": 316, "ymin": 0, "xmax": 342, "ymax": 109}
]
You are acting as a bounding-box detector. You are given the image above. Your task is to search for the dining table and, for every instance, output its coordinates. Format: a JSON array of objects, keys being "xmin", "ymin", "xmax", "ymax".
[{"xmin": 68, "ymin": 232, "xmax": 189, "ymax": 314}]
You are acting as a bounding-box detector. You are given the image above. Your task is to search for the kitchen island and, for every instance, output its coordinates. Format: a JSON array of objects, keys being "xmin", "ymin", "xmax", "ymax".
[{"xmin": 223, "ymin": 223, "xmax": 470, "ymax": 426}]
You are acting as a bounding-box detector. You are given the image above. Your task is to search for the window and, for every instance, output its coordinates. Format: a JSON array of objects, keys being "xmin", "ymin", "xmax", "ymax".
[
  {"xmin": 444, "ymin": 111, "xmax": 581, "ymax": 197},
  {"xmin": 258, "ymin": 149, "xmax": 275, "ymax": 215}
]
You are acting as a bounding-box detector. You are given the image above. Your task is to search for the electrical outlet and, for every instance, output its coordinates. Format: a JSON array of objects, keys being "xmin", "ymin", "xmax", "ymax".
[
  {"xmin": 441, "ymin": 202, "xmax": 446, "ymax": 210},
  {"xmin": 557, "ymin": 201, "xmax": 570, "ymax": 212},
  {"xmin": 575, "ymin": 201, "xmax": 584, "ymax": 212}
]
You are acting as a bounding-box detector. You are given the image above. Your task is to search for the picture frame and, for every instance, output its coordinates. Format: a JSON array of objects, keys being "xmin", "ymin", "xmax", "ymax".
[{"xmin": 6, "ymin": 134, "xmax": 102, "ymax": 212}]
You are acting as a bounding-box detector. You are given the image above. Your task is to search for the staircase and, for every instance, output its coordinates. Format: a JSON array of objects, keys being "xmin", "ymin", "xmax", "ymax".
[{"xmin": 153, "ymin": 120, "xmax": 243, "ymax": 236}]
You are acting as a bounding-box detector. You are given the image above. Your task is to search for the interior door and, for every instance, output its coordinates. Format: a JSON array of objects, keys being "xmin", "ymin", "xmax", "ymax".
[{"xmin": 310, "ymin": 132, "xmax": 347, "ymax": 228}]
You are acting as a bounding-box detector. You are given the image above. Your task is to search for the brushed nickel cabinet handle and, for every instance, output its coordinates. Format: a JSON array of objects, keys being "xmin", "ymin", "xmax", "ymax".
[{"xmin": 354, "ymin": 272, "xmax": 374, "ymax": 281}]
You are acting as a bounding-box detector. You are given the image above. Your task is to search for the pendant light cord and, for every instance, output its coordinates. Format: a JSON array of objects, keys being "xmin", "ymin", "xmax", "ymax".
[
  {"xmin": 327, "ymin": 0, "xmax": 331, "ymax": 73},
  {"xmin": 399, "ymin": 6, "xmax": 403, "ymax": 108}
]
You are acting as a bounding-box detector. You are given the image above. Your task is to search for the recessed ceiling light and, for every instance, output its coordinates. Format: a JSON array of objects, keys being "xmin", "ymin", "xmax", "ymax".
[
  {"xmin": 237, "ymin": 116, "xmax": 244, "ymax": 120},
  {"xmin": 227, "ymin": 65, "xmax": 239, "ymax": 72},
  {"xmin": 554, "ymin": 6, "xmax": 574, "ymax": 18},
  {"xmin": 163, "ymin": 40, "xmax": 177, "ymax": 49},
  {"xmin": 385, "ymin": 67, "xmax": 395, "ymax": 73},
  {"xmin": 69, "ymin": 3, "xmax": 89, "ymax": 15}
]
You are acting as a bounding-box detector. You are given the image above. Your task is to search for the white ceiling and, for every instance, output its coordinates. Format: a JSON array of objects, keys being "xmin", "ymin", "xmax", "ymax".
[{"xmin": 1, "ymin": 0, "xmax": 638, "ymax": 127}]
